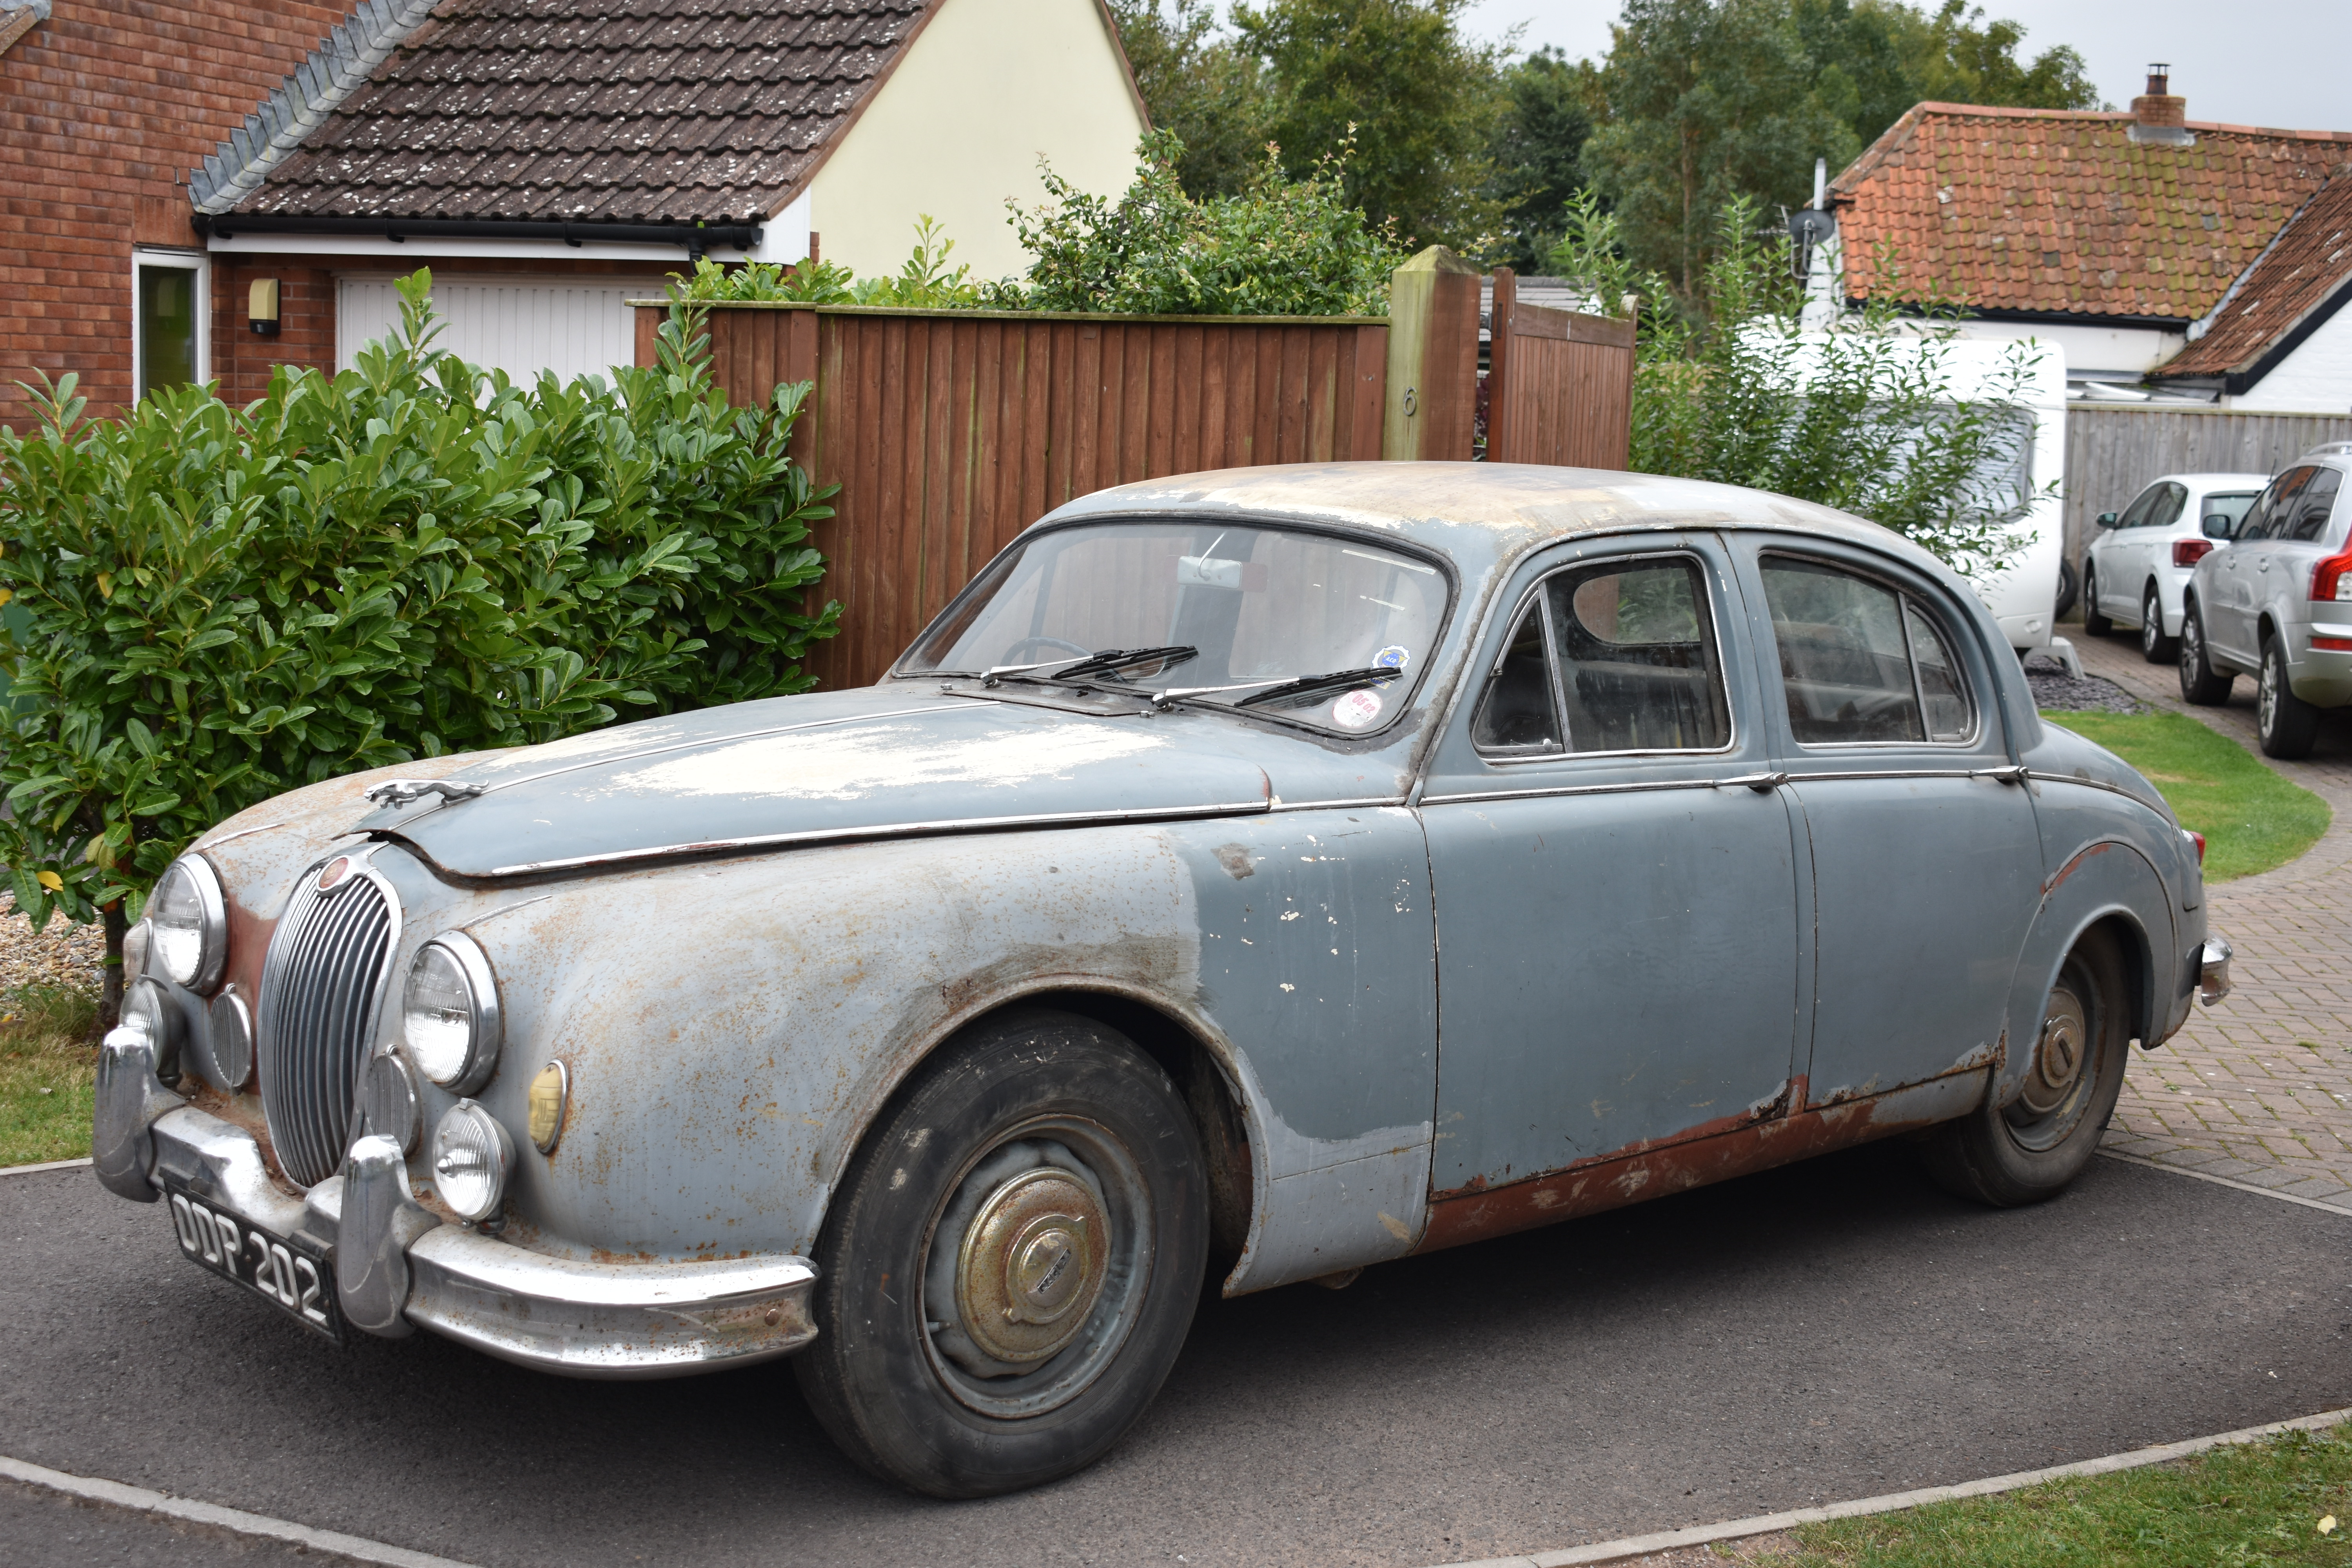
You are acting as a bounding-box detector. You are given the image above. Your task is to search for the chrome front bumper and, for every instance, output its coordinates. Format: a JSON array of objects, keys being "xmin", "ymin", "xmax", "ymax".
[{"xmin": 94, "ymin": 1029, "xmax": 818, "ymax": 1378}]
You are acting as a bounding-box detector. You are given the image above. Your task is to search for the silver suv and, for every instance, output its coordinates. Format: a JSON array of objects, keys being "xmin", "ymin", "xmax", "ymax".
[{"xmin": 2180, "ymin": 445, "xmax": 2352, "ymax": 757}]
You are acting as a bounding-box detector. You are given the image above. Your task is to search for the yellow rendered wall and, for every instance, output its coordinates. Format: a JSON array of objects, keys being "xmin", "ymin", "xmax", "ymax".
[{"xmin": 806, "ymin": 0, "xmax": 1146, "ymax": 281}]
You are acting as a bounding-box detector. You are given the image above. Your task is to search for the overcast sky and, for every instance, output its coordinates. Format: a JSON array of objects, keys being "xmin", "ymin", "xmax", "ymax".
[{"xmin": 1459, "ymin": 0, "xmax": 2352, "ymax": 138}]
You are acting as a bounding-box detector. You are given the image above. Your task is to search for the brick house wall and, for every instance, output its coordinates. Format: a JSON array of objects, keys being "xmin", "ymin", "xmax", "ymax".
[{"xmin": 0, "ymin": 0, "xmax": 353, "ymax": 426}]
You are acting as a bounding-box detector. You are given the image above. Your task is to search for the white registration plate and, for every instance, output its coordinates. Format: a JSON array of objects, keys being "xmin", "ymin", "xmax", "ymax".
[{"xmin": 163, "ymin": 1179, "xmax": 343, "ymax": 1342}]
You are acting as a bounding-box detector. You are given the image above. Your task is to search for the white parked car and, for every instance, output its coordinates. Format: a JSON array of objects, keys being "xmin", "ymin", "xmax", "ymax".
[{"xmin": 2082, "ymin": 473, "xmax": 2269, "ymax": 663}]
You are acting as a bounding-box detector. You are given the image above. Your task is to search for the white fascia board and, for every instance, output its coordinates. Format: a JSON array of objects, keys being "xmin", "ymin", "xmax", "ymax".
[
  {"xmin": 205, "ymin": 234, "xmax": 700, "ymax": 263},
  {"xmin": 744, "ymin": 191, "xmax": 813, "ymax": 267}
]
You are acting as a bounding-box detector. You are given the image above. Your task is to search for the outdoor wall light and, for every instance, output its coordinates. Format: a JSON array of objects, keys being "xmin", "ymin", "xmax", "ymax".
[{"xmin": 248, "ymin": 277, "xmax": 280, "ymax": 337}]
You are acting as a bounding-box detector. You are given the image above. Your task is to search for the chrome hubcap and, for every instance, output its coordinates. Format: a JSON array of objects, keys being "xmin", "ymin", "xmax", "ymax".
[
  {"xmin": 954, "ymin": 1166, "xmax": 1109, "ymax": 1365},
  {"xmin": 2018, "ymin": 987, "xmax": 2087, "ymax": 1117}
]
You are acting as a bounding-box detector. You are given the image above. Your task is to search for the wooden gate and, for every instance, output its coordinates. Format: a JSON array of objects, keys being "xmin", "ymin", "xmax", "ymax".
[{"xmin": 1483, "ymin": 268, "xmax": 1637, "ymax": 469}]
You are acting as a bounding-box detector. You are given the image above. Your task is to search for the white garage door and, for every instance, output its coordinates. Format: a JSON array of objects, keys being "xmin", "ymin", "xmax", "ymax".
[{"xmin": 336, "ymin": 275, "xmax": 644, "ymax": 384}]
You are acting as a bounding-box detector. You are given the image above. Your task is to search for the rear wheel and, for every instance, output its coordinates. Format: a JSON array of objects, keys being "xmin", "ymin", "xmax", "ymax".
[
  {"xmin": 2082, "ymin": 564, "xmax": 2113, "ymax": 636},
  {"xmin": 1921, "ymin": 929, "xmax": 2129, "ymax": 1207},
  {"xmin": 2140, "ymin": 586, "xmax": 2177, "ymax": 663},
  {"xmin": 796, "ymin": 1010, "xmax": 1209, "ymax": 1498},
  {"xmin": 2178, "ymin": 603, "xmax": 2234, "ymax": 705},
  {"xmin": 2258, "ymin": 637, "xmax": 2321, "ymax": 759}
]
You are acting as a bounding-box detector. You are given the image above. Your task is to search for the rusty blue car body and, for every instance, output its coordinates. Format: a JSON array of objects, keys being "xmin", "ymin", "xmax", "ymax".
[{"xmin": 93, "ymin": 461, "xmax": 2222, "ymax": 1392}]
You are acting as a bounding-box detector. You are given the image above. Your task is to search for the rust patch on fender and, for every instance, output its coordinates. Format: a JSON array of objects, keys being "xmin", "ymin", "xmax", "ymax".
[
  {"xmin": 1414, "ymin": 1074, "xmax": 1960, "ymax": 1254},
  {"xmin": 2044, "ymin": 840, "xmax": 2117, "ymax": 895}
]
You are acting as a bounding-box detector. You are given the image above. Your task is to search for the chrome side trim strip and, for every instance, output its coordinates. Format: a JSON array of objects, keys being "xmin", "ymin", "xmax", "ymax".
[
  {"xmin": 454, "ymin": 793, "xmax": 1278, "ymax": 879},
  {"xmin": 1422, "ymin": 777, "xmax": 1726, "ymax": 807}
]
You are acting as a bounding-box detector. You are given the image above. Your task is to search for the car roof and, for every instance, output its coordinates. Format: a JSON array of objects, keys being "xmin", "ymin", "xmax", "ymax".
[
  {"xmin": 2145, "ymin": 473, "xmax": 2273, "ymax": 488},
  {"xmin": 1045, "ymin": 461, "xmax": 1946, "ymax": 584}
]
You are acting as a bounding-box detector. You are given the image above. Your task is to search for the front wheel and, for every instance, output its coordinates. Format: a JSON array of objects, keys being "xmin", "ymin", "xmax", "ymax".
[
  {"xmin": 2258, "ymin": 638, "xmax": 2321, "ymax": 759},
  {"xmin": 795, "ymin": 1010, "xmax": 1209, "ymax": 1498},
  {"xmin": 2140, "ymin": 587, "xmax": 2178, "ymax": 663},
  {"xmin": 1920, "ymin": 929, "xmax": 2129, "ymax": 1207},
  {"xmin": 2082, "ymin": 564, "xmax": 2113, "ymax": 636},
  {"xmin": 2179, "ymin": 604, "xmax": 2234, "ymax": 705}
]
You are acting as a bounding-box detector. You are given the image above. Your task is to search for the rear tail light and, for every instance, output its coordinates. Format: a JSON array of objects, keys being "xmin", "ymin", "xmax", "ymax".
[
  {"xmin": 2191, "ymin": 831, "xmax": 2206, "ymax": 866},
  {"xmin": 2313, "ymin": 551, "xmax": 2352, "ymax": 601},
  {"xmin": 2173, "ymin": 539, "xmax": 2214, "ymax": 568}
]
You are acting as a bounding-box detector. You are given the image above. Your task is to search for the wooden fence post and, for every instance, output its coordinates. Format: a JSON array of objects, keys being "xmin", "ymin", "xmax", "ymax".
[{"xmin": 1382, "ymin": 245, "xmax": 1482, "ymax": 461}]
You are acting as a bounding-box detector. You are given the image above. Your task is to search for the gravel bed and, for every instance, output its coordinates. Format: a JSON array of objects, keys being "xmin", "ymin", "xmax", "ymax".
[
  {"xmin": 2023, "ymin": 653, "xmax": 2151, "ymax": 714},
  {"xmin": 0, "ymin": 898, "xmax": 106, "ymax": 995}
]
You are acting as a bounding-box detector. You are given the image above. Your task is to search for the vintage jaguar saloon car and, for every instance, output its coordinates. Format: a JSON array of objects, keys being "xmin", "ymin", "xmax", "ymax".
[{"xmin": 94, "ymin": 463, "xmax": 2232, "ymax": 1497}]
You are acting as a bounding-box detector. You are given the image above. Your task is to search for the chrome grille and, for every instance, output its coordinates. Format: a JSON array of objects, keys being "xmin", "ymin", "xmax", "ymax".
[{"xmin": 257, "ymin": 863, "xmax": 397, "ymax": 1187}]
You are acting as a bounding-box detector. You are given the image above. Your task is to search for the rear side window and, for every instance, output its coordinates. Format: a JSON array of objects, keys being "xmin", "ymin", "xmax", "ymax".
[
  {"xmin": 2287, "ymin": 470, "xmax": 2342, "ymax": 543},
  {"xmin": 1471, "ymin": 555, "xmax": 1731, "ymax": 757},
  {"xmin": 2237, "ymin": 468, "xmax": 2312, "ymax": 542},
  {"xmin": 2148, "ymin": 483, "xmax": 2189, "ymax": 528},
  {"xmin": 1761, "ymin": 557, "xmax": 1976, "ymax": 745}
]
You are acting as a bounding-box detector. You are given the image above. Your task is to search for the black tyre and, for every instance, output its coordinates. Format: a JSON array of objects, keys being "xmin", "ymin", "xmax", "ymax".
[
  {"xmin": 2082, "ymin": 564, "xmax": 2113, "ymax": 636},
  {"xmin": 2258, "ymin": 637, "xmax": 2321, "ymax": 759},
  {"xmin": 795, "ymin": 1010, "xmax": 1209, "ymax": 1498},
  {"xmin": 2178, "ymin": 602, "xmax": 2234, "ymax": 705},
  {"xmin": 2140, "ymin": 586, "xmax": 2178, "ymax": 663},
  {"xmin": 1921, "ymin": 928, "xmax": 2129, "ymax": 1207}
]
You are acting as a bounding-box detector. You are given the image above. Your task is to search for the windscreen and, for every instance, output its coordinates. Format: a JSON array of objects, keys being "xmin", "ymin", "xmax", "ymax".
[{"xmin": 902, "ymin": 521, "xmax": 1449, "ymax": 731}]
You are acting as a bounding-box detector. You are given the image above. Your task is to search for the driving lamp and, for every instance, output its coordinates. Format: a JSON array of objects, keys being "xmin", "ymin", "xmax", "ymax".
[
  {"xmin": 149, "ymin": 856, "xmax": 227, "ymax": 993},
  {"xmin": 430, "ymin": 1100, "xmax": 513, "ymax": 1223},
  {"xmin": 402, "ymin": 933, "xmax": 501, "ymax": 1094},
  {"xmin": 120, "ymin": 976, "xmax": 183, "ymax": 1084}
]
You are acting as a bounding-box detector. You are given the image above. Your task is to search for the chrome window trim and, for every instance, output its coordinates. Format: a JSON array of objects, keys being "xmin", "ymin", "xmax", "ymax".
[
  {"xmin": 1756, "ymin": 550, "xmax": 1985, "ymax": 751},
  {"xmin": 1469, "ymin": 547, "xmax": 1742, "ymax": 765}
]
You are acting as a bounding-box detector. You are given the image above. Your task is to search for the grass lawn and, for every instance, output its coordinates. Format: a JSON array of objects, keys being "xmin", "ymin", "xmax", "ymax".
[
  {"xmin": 0, "ymin": 985, "xmax": 97, "ymax": 1165},
  {"xmin": 1760, "ymin": 1426, "xmax": 2352, "ymax": 1566},
  {"xmin": 2042, "ymin": 710, "xmax": 2330, "ymax": 882}
]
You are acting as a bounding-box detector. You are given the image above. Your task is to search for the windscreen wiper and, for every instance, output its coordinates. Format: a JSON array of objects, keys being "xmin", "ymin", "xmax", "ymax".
[
  {"xmin": 982, "ymin": 646, "xmax": 1198, "ymax": 688},
  {"xmin": 1234, "ymin": 667, "xmax": 1401, "ymax": 709}
]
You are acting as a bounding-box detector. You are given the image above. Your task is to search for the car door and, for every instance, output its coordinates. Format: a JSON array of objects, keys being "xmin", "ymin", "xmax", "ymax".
[
  {"xmin": 2210, "ymin": 470, "xmax": 2305, "ymax": 666},
  {"xmin": 2096, "ymin": 484, "xmax": 2160, "ymax": 616},
  {"xmin": 1733, "ymin": 538, "xmax": 2043, "ymax": 1103},
  {"xmin": 1420, "ymin": 535, "xmax": 1805, "ymax": 1199},
  {"xmin": 2131, "ymin": 482, "xmax": 2189, "ymax": 620},
  {"xmin": 2273, "ymin": 469, "xmax": 2344, "ymax": 632}
]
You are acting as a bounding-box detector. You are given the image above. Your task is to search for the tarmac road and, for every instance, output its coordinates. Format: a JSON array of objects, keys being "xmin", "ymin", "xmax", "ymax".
[{"xmin": 4, "ymin": 1142, "xmax": 2347, "ymax": 1568}]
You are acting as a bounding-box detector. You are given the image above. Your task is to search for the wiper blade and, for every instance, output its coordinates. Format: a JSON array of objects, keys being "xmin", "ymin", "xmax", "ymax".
[
  {"xmin": 982, "ymin": 645, "xmax": 1198, "ymax": 688},
  {"xmin": 1233, "ymin": 667, "xmax": 1402, "ymax": 710}
]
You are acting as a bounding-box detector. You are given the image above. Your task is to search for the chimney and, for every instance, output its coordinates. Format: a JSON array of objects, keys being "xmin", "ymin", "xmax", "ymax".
[{"xmin": 2130, "ymin": 62, "xmax": 2194, "ymax": 145}]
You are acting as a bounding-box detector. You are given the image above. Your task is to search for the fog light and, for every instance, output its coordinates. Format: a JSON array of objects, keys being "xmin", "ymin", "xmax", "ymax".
[
  {"xmin": 361, "ymin": 1050, "xmax": 421, "ymax": 1153},
  {"xmin": 527, "ymin": 1060, "xmax": 569, "ymax": 1154},
  {"xmin": 121, "ymin": 977, "xmax": 182, "ymax": 1086},
  {"xmin": 207, "ymin": 988, "xmax": 252, "ymax": 1091},
  {"xmin": 430, "ymin": 1100, "xmax": 513, "ymax": 1223}
]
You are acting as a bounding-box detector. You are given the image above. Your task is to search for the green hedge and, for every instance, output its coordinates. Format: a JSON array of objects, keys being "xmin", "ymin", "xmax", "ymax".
[{"xmin": 0, "ymin": 273, "xmax": 839, "ymax": 930}]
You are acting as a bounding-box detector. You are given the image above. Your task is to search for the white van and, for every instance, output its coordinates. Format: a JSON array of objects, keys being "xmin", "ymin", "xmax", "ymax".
[{"xmin": 1775, "ymin": 331, "xmax": 2074, "ymax": 671}]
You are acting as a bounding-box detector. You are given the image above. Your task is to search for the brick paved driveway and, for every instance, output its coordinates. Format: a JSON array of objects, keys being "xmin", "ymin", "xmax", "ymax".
[{"xmin": 2065, "ymin": 629, "xmax": 2352, "ymax": 1209}]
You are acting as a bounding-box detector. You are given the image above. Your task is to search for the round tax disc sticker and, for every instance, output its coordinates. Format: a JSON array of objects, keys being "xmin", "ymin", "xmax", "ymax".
[
  {"xmin": 1330, "ymin": 688, "xmax": 1385, "ymax": 729},
  {"xmin": 1374, "ymin": 644, "xmax": 1411, "ymax": 670}
]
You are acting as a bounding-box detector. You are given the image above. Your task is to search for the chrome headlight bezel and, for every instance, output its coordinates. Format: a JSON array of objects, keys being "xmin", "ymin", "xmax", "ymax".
[
  {"xmin": 149, "ymin": 855, "xmax": 227, "ymax": 994},
  {"xmin": 401, "ymin": 932, "xmax": 502, "ymax": 1095},
  {"xmin": 430, "ymin": 1098, "xmax": 515, "ymax": 1223}
]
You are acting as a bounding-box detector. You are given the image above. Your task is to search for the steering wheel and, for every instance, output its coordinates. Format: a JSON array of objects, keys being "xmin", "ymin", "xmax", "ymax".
[{"xmin": 997, "ymin": 637, "xmax": 1091, "ymax": 664}]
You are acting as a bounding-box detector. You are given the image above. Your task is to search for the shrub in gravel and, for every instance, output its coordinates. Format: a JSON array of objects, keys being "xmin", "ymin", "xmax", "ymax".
[{"xmin": 0, "ymin": 272, "xmax": 840, "ymax": 1018}]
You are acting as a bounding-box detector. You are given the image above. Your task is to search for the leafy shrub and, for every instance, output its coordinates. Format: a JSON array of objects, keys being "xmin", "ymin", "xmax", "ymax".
[
  {"xmin": 671, "ymin": 218, "xmax": 1002, "ymax": 310},
  {"xmin": 1009, "ymin": 129, "xmax": 1403, "ymax": 316},
  {"xmin": 1548, "ymin": 190, "xmax": 2047, "ymax": 581},
  {"xmin": 0, "ymin": 272, "xmax": 839, "ymax": 942}
]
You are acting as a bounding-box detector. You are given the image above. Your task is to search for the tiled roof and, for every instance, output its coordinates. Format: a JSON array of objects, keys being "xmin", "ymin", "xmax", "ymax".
[
  {"xmin": 1829, "ymin": 102, "xmax": 2352, "ymax": 323},
  {"xmin": 234, "ymin": 0, "xmax": 929, "ymax": 224},
  {"xmin": 2154, "ymin": 171, "xmax": 2352, "ymax": 386}
]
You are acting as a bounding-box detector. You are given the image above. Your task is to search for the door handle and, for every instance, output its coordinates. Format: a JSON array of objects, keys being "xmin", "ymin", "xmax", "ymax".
[
  {"xmin": 1715, "ymin": 771, "xmax": 1788, "ymax": 792},
  {"xmin": 1971, "ymin": 765, "xmax": 2029, "ymax": 785},
  {"xmin": 2256, "ymin": 557, "xmax": 2270, "ymax": 572}
]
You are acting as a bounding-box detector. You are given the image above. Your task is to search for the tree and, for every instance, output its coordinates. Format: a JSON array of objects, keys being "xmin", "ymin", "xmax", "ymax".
[
  {"xmin": 1231, "ymin": 0, "xmax": 1508, "ymax": 250},
  {"xmin": 1107, "ymin": 0, "xmax": 1271, "ymax": 198},
  {"xmin": 1579, "ymin": 0, "xmax": 1858, "ymax": 295},
  {"xmin": 1485, "ymin": 47, "xmax": 1599, "ymax": 270},
  {"xmin": 1793, "ymin": 0, "xmax": 2098, "ymax": 155}
]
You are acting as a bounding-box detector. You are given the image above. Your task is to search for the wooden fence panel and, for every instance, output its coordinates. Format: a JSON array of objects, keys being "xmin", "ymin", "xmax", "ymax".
[
  {"xmin": 641, "ymin": 303, "xmax": 1396, "ymax": 687},
  {"xmin": 2061, "ymin": 406, "xmax": 2352, "ymax": 569},
  {"xmin": 1485, "ymin": 267, "xmax": 1637, "ymax": 470}
]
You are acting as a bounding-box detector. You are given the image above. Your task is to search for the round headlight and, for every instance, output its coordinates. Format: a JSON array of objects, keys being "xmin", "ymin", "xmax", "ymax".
[
  {"xmin": 149, "ymin": 857, "xmax": 227, "ymax": 993},
  {"xmin": 430, "ymin": 1100, "xmax": 514, "ymax": 1223},
  {"xmin": 401, "ymin": 933, "xmax": 501, "ymax": 1094}
]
